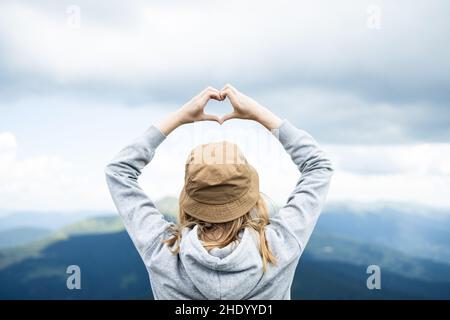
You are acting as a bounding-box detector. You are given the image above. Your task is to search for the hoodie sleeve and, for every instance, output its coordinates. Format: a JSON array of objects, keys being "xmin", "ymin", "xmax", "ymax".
[
  {"xmin": 104, "ymin": 125, "xmax": 171, "ymax": 262},
  {"xmin": 272, "ymin": 120, "xmax": 334, "ymax": 251}
]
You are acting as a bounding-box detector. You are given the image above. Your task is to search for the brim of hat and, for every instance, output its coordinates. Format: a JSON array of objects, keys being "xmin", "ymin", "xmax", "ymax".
[{"xmin": 179, "ymin": 166, "xmax": 259, "ymax": 223}]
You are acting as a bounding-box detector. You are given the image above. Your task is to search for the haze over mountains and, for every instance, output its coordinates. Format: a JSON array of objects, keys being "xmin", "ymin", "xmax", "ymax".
[{"xmin": 0, "ymin": 198, "xmax": 449, "ymax": 299}]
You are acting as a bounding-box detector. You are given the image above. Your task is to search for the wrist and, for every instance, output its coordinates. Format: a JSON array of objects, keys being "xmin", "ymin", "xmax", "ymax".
[
  {"xmin": 254, "ymin": 106, "xmax": 282, "ymax": 131},
  {"xmin": 172, "ymin": 110, "xmax": 186, "ymax": 126},
  {"xmin": 157, "ymin": 111, "xmax": 184, "ymax": 136}
]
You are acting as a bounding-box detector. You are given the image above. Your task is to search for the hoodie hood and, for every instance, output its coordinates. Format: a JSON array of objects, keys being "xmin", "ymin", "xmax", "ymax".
[{"xmin": 179, "ymin": 225, "xmax": 264, "ymax": 300}]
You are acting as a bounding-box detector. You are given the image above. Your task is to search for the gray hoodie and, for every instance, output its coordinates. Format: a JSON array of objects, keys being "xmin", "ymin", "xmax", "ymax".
[{"xmin": 105, "ymin": 120, "xmax": 333, "ymax": 300}]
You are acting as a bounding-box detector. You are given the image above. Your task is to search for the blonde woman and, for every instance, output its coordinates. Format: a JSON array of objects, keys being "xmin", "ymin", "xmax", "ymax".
[{"xmin": 105, "ymin": 84, "xmax": 334, "ymax": 299}]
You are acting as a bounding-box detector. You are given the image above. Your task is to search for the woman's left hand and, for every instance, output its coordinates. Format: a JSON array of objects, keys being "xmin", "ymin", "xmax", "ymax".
[
  {"xmin": 177, "ymin": 87, "xmax": 224, "ymax": 125},
  {"xmin": 157, "ymin": 87, "xmax": 224, "ymax": 135}
]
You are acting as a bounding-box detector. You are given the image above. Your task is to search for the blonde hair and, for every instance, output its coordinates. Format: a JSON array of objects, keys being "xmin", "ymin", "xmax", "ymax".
[{"xmin": 163, "ymin": 194, "xmax": 277, "ymax": 272}]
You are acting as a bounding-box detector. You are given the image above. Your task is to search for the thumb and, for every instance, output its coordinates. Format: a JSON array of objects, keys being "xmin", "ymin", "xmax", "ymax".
[
  {"xmin": 201, "ymin": 113, "xmax": 221, "ymax": 123},
  {"xmin": 219, "ymin": 112, "xmax": 237, "ymax": 124},
  {"xmin": 221, "ymin": 88, "xmax": 236, "ymax": 103}
]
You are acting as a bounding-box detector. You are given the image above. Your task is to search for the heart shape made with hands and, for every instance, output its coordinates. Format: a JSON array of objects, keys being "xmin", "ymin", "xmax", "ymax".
[
  {"xmin": 205, "ymin": 93, "xmax": 234, "ymax": 125},
  {"xmin": 160, "ymin": 85, "xmax": 277, "ymax": 135},
  {"xmin": 195, "ymin": 85, "xmax": 248, "ymax": 125}
]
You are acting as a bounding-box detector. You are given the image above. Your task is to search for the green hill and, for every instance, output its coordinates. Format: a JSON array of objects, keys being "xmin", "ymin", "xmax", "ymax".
[
  {"xmin": 1, "ymin": 219, "xmax": 450, "ymax": 299},
  {"xmin": 0, "ymin": 227, "xmax": 51, "ymax": 249},
  {"xmin": 0, "ymin": 215, "xmax": 123, "ymax": 269},
  {"xmin": 1, "ymin": 198, "xmax": 450, "ymax": 299}
]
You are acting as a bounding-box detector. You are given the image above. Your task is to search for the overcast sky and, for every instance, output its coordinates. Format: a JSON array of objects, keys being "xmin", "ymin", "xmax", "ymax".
[{"xmin": 0, "ymin": 0, "xmax": 449, "ymax": 213}]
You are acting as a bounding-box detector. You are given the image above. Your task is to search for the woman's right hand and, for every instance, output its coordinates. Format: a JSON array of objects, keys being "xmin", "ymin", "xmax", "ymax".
[
  {"xmin": 220, "ymin": 84, "xmax": 282, "ymax": 130},
  {"xmin": 157, "ymin": 86, "xmax": 224, "ymax": 136}
]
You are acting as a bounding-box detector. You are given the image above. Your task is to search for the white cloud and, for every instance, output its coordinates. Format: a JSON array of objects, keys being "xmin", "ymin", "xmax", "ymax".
[
  {"xmin": 142, "ymin": 127, "xmax": 450, "ymax": 210},
  {"xmin": 259, "ymin": 86, "xmax": 446, "ymax": 144},
  {"xmin": 328, "ymin": 144, "xmax": 450, "ymax": 176},
  {"xmin": 329, "ymin": 171, "xmax": 450, "ymax": 209},
  {"xmin": 1, "ymin": 125, "xmax": 450, "ymax": 213},
  {"xmin": 0, "ymin": 1, "xmax": 449, "ymax": 212},
  {"xmin": 1, "ymin": 0, "xmax": 448, "ymax": 144},
  {"xmin": 0, "ymin": 131, "xmax": 111, "ymax": 212},
  {"xmin": 326, "ymin": 143, "xmax": 450, "ymax": 208},
  {"xmin": 0, "ymin": 0, "xmax": 449, "ymax": 103},
  {"xmin": 0, "ymin": 132, "xmax": 16, "ymax": 166}
]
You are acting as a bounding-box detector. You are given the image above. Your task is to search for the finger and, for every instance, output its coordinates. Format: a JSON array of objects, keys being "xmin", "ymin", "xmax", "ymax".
[
  {"xmin": 201, "ymin": 87, "xmax": 224, "ymax": 101},
  {"xmin": 219, "ymin": 112, "xmax": 237, "ymax": 124},
  {"xmin": 200, "ymin": 86, "xmax": 216, "ymax": 95},
  {"xmin": 220, "ymin": 87, "xmax": 235, "ymax": 99},
  {"xmin": 197, "ymin": 87, "xmax": 213, "ymax": 101},
  {"xmin": 221, "ymin": 83, "xmax": 237, "ymax": 93},
  {"xmin": 206, "ymin": 90, "xmax": 223, "ymax": 101},
  {"xmin": 201, "ymin": 86, "xmax": 221, "ymax": 96},
  {"xmin": 201, "ymin": 113, "xmax": 221, "ymax": 123},
  {"xmin": 220, "ymin": 88, "xmax": 239, "ymax": 106}
]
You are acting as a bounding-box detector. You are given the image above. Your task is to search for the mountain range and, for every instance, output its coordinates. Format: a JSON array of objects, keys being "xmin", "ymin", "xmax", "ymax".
[{"xmin": 0, "ymin": 198, "xmax": 449, "ymax": 299}]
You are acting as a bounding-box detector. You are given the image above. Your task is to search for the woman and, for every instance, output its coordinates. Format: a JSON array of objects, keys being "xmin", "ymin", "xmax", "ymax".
[{"xmin": 105, "ymin": 84, "xmax": 333, "ymax": 299}]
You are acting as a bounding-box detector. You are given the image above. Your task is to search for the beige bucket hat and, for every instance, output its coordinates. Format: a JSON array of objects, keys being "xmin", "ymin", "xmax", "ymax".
[{"xmin": 179, "ymin": 141, "xmax": 260, "ymax": 223}]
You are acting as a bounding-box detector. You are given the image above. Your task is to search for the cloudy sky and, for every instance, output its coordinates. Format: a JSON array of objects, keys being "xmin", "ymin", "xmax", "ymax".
[{"xmin": 0, "ymin": 0, "xmax": 449, "ymax": 214}]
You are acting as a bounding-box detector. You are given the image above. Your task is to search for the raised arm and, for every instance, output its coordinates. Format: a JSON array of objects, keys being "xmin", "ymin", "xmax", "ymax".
[
  {"xmin": 220, "ymin": 84, "xmax": 334, "ymax": 250},
  {"xmin": 104, "ymin": 87, "xmax": 224, "ymax": 262},
  {"xmin": 273, "ymin": 121, "xmax": 333, "ymax": 250}
]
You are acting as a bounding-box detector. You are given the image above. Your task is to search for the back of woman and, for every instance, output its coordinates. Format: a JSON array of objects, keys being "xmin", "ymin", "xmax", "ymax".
[{"xmin": 105, "ymin": 84, "xmax": 334, "ymax": 300}]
